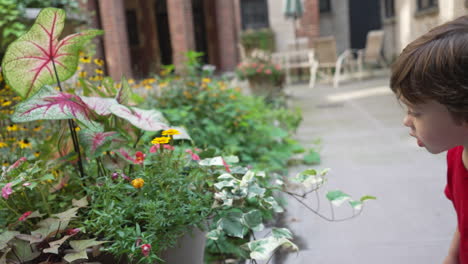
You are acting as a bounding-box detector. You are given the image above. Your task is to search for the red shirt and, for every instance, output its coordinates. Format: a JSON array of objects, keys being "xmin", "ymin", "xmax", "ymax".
[{"xmin": 445, "ymin": 146, "xmax": 468, "ymax": 263}]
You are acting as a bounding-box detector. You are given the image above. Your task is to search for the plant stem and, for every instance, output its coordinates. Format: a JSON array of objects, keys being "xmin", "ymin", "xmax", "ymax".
[
  {"xmin": 51, "ymin": 60, "xmax": 85, "ymax": 178},
  {"xmin": 0, "ymin": 199, "xmax": 21, "ymax": 216},
  {"xmin": 38, "ymin": 187, "xmax": 52, "ymax": 215}
]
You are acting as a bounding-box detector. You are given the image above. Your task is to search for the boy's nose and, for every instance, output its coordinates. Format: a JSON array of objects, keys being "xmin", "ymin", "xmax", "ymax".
[{"xmin": 403, "ymin": 115, "xmax": 412, "ymax": 127}]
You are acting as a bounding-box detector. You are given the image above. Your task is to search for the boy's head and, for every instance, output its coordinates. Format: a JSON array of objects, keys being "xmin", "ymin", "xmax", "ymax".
[{"xmin": 390, "ymin": 15, "xmax": 468, "ymax": 124}]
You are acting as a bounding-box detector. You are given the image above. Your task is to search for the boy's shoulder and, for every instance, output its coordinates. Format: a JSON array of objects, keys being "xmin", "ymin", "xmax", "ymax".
[{"xmin": 447, "ymin": 146, "xmax": 464, "ymax": 163}]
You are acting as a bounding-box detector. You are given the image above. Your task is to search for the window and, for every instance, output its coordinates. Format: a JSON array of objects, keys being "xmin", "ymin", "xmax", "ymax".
[
  {"xmin": 240, "ymin": 0, "xmax": 269, "ymax": 30},
  {"xmin": 383, "ymin": 0, "xmax": 395, "ymax": 18},
  {"xmin": 417, "ymin": 0, "xmax": 438, "ymax": 11},
  {"xmin": 319, "ymin": 0, "xmax": 331, "ymax": 13}
]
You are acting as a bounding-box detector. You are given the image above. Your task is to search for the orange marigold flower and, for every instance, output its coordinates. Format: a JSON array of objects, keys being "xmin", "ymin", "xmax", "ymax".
[{"xmin": 131, "ymin": 178, "xmax": 145, "ymax": 189}]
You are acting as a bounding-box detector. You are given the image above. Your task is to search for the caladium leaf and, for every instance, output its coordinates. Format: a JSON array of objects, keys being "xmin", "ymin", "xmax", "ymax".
[
  {"xmin": 11, "ymin": 85, "xmax": 99, "ymax": 129},
  {"xmin": 1, "ymin": 8, "xmax": 103, "ymax": 98},
  {"xmin": 116, "ymin": 76, "xmax": 131, "ymax": 105},
  {"xmin": 79, "ymin": 128, "xmax": 120, "ymax": 157},
  {"xmin": 110, "ymin": 104, "xmax": 170, "ymax": 131},
  {"xmin": 81, "ymin": 96, "xmax": 119, "ymax": 116}
]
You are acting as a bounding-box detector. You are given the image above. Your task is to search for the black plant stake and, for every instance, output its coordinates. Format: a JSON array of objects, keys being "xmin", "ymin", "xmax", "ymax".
[{"xmin": 51, "ymin": 60, "xmax": 85, "ymax": 178}]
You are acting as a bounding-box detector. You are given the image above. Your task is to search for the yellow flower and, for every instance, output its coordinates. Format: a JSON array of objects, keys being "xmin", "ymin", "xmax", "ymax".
[
  {"xmin": 34, "ymin": 151, "xmax": 40, "ymax": 158},
  {"xmin": 94, "ymin": 59, "xmax": 105, "ymax": 66},
  {"xmin": 0, "ymin": 142, "xmax": 7, "ymax": 148},
  {"xmin": 95, "ymin": 68, "xmax": 104, "ymax": 75},
  {"xmin": 146, "ymin": 78, "xmax": 156, "ymax": 84},
  {"xmin": 162, "ymin": 129, "xmax": 181, "ymax": 136},
  {"xmin": 0, "ymin": 73, "xmax": 3, "ymax": 82},
  {"xmin": 229, "ymin": 94, "xmax": 237, "ymax": 100},
  {"xmin": 80, "ymin": 56, "xmax": 91, "ymax": 63},
  {"xmin": 128, "ymin": 79, "xmax": 135, "ymax": 84},
  {"xmin": 131, "ymin": 178, "xmax": 145, "ymax": 189},
  {"xmin": 202, "ymin": 78, "xmax": 211, "ymax": 83},
  {"xmin": 75, "ymin": 126, "xmax": 81, "ymax": 132},
  {"xmin": 18, "ymin": 139, "xmax": 32, "ymax": 149},
  {"xmin": 1, "ymin": 101, "xmax": 12, "ymax": 107},
  {"xmin": 78, "ymin": 71, "xmax": 87, "ymax": 78},
  {"xmin": 151, "ymin": 137, "xmax": 171, "ymax": 145},
  {"xmin": 33, "ymin": 125, "xmax": 43, "ymax": 132},
  {"xmin": 12, "ymin": 96, "xmax": 22, "ymax": 101},
  {"xmin": 183, "ymin": 91, "xmax": 192, "ymax": 99},
  {"xmin": 144, "ymin": 84, "xmax": 152, "ymax": 90},
  {"xmin": 2, "ymin": 162, "xmax": 9, "ymax": 167},
  {"xmin": 158, "ymin": 82, "xmax": 168, "ymax": 88},
  {"xmin": 7, "ymin": 124, "xmax": 18, "ymax": 131}
]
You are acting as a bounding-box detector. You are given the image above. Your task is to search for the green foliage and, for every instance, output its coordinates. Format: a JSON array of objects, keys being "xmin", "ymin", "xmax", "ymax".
[
  {"xmin": 151, "ymin": 77, "xmax": 303, "ymax": 173},
  {"xmin": 0, "ymin": 0, "xmax": 28, "ymax": 53},
  {"xmin": 240, "ymin": 28, "xmax": 276, "ymax": 53},
  {"xmin": 83, "ymin": 148, "xmax": 214, "ymax": 263}
]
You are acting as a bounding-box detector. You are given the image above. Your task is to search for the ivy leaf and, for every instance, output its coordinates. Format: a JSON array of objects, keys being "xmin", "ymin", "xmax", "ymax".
[
  {"xmin": 246, "ymin": 237, "xmax": 298, "ymax": 260},
  {"xmin": 360, "ymin": 195, "xmax": 377, "ymax": 202},
  {"xmin": 0, "ymin": 231, "xmax": 19, "ymax": 250},
  {"xmin": 0, "ymin": 248, "xmax": 10, "ymax": 264},
  {"xmin": 69, "ymin": 239, "xmax": 107, "ymax": 251},
  {"xmin": 11, "ymin": 85, "xmax": 99, "ymax": 129},
  {"xmin": 303, "ymin": 149, "xmax": 321, "ymax": 165},
  {"xmin": 110, "ymin": 104, "xmax": 170, "ymax": 131},
  {"xmin": 1, "ymin": 8, "xmax": 103, "ymax": 98},
  {"xmin": 72, "ymin": 196, "xmax": 88, "ymax": 208},
  {"xmin": 242, "ymin": 210, "xmax": 263, "ymax": 231},
  {"xmin": 8, "ymin": 239, "xmax": 40, "ymax": 262},
  {"xmin": 32, "ymin": 217, "xmax": 69, "ymax": 239},
  {"xmin": 272, "ymin": 228, "xmax": 293, "ymax": 239},
  {"xmin": 348, "ymin": 200, "xmax": 363, "ymax": 210},
  {"xmin": 63, "ymin": 239, "xmax": 107, "ymax": 263},
  {"xmin": 43, "ymin": 235, "xmax": 72, "ymax": 254},
  {"xmin": 218, "ymin": 210, "xmax": 248, "ymax": 238},
  {"xmin": 264, "ymin": 196, "xmax": 284, "ymax": 213},
  {"xmin": 292, "ymin": 169, "xmax": 325, "ymax": 188},
  {"xmin": 206, "ymin": 229, "xmax": 223, "ymax": 241},
  {"xmin": 326, "ymin": 190, "xmax": 351, "ymax": 207},
  {"xmin": 53, "ymin": 207, "xmax": 79, "ymax": 222}
]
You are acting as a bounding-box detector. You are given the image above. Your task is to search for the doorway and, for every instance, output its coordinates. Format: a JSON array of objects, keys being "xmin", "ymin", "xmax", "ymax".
[{"xmin": 348, "ymin": 0, "xmax": 382, "ymax": 49}]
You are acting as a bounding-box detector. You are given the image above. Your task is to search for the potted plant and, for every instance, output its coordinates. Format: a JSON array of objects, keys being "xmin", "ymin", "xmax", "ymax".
[{"xmin": 235, "ymin": 59, "xmax": 285, "ymax": 99}]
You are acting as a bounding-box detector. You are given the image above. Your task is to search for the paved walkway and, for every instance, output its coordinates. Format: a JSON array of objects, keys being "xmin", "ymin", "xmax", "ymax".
[{"xmin": 275, "ymin": 77, "xmax": 455, "ymax": 263}]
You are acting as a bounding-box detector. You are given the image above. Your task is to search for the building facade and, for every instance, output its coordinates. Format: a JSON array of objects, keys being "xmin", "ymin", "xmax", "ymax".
[
  {"xmin": 381, "ymin": 0, "xmax": 468, "ymax": 61},
  {"xmin": 87, "ymin": 0, "xmax": 320, "ymax": 80}
]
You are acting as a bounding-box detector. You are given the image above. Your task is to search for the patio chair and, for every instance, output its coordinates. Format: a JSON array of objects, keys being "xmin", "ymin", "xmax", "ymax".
[
  {"xmin": 313, "ymin": 36, "xmax": 339, "ymax": 83},
  {"xmin": 272, "ymin": 49, "xmax": 318, "ymax": 88},
  {"xmin": 334, "ymin": 29, "xmax": 386, "ymax": 87}
]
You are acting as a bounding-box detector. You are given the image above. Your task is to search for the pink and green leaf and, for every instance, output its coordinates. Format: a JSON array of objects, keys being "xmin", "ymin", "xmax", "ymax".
[
  {"xmin": 11, "ymin": 85, "xmax": 99, "ymax": 129},
  {"xmin": 1, "ymin": 8, "xmax": 103, "ymax": 99},
  {"xmin": 81, "ymin": 96, "xmax": 118, "ymax": 116},
  {"xmin": 110, "ymin": 105, "xmax": 170, "ymax": 131},
  {"xmin": 79, "ymin": 129, "xmax": 121, "ymax": 158}
]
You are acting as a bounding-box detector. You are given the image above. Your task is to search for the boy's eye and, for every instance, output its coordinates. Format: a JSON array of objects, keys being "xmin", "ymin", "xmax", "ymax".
[{"xmin": 407, "ymin": 110, "xmax": 422, "ymax": 117}]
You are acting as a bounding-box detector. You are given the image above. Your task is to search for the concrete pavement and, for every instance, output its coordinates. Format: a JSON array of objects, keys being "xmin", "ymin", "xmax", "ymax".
[{"xmin": 276, "ymin": 77, "xmax": 455, "ymax": 264}]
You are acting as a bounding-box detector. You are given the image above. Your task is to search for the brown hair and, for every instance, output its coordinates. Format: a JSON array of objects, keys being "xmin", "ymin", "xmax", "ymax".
[{"xmin": 390, "ymin": 15, "xmax": 468, "ymax": 123}]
